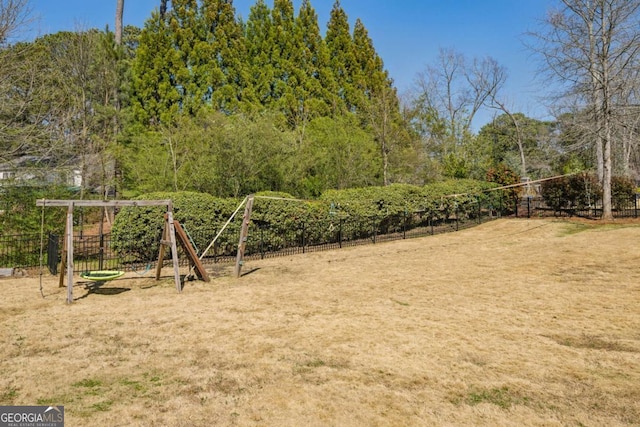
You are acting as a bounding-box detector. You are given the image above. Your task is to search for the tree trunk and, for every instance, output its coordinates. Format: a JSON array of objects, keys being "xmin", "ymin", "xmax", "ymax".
[
  {"xmin": 115, "ymin": 0, "xmax": 124, "ymax": 45},
  {"xmin": 160, "ymin": 0, "xmax": 168, "ymax": 19},
  {"xmin": 602, "ymin": 120, "xmax": 613, "ymax": 219}
]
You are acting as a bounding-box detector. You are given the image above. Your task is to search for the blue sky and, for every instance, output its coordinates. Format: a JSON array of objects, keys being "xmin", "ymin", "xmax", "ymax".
[{"xmin": 27, "ymin": 0, "xmax": 555, "ymax": 129}]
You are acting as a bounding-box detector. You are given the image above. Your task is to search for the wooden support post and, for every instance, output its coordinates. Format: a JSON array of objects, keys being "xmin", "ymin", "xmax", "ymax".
[
  {"xmin": 65, "ymin": 203, "xmax": 74, "ymax": 304},
  {"xmin": 155, "ymin": 213, "xmax": 183, "ymax": 292},
  {"xmin": 234, "ymin": 195, "xmax": 254, "ymax": 278},
  {"xmin": 155, "ymin": 219, "xmax": 168, "ymax": 281},
  {"xmin": 174, "ymin": 220, "xmax": 209, "ymax": 282},
  {"xmin": 167, "ymin": 211, "xmax": 182, "ymax": 292}
]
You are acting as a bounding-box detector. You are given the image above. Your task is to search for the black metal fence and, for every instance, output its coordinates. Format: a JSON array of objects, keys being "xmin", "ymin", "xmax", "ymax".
[
  {"xmin": 514, "ymin": 194, "xmax": 640, "ymax": 219},
  {"xmin": 0, "ymin": 233, "xmax": 44, "ymax": 269},
  {"xmin": 2, "ymin": 193, "xmax": 638, "ymax": 274},
  {"xmin": 199, "ymin": 208, "xmax": 494, "ymax": 265},
  {"xmin": 0, "ymin": 205, "xmax": 500, "ymax": 273}
]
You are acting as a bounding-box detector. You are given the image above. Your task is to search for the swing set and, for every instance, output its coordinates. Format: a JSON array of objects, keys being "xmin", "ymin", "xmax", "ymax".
[
  {"xmin": 37, "ymin": 194, "xmax": 309, "ymax": 303},
  {"xmin": 37, "ymin": 199, "xmax": 209, "ymax": 304}
]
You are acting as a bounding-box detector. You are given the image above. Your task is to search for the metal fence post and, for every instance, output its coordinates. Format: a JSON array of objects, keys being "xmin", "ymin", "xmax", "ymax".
[
  {"xmin": 372, "ymin": 218, "xmax": 377, "ymax": 244},
  {"xmin": 260, "ymin": 227, "xmax": 265, "ymax": 259},
  {"xmin": 99, "ymin": 233, "xmax": 104, "ymax": 270},
  {"xmin": 403, "ymin": 211, "xmax": 407, "ymax": 239},
  {"xmin": 47, "ymin": 233, "xmax": 59, "ymax": 275},
  {"xmin": 455, "ymin": 205, "xmax": 459, "ymax": 231}
]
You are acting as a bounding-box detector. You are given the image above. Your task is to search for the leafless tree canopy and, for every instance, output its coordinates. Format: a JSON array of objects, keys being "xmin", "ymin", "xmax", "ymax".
[
  {"xmin": 413, "ymin": 47, "xmax": 506, "ymax": 143},
  {"xmin": 530, "ymin": 0, "xmax": 640, "ymax": 219},
  {"xmin": 0, "ymin": 0, "xmax": 30, "ymax": 45}
]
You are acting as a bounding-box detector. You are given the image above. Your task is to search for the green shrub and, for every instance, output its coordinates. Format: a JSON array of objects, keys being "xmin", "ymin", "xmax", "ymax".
[
  {"xmin": 541, "ymin": 173, "xmax": 601, "ymax": 211},
  {"xmin": 486, "ymin": 164, "xmax": 520, "ymax": 213},
  {"xmin": 0, "ymin": 185, "xmax": 77, "ymax": 235},
  {"xmin": 111, "ymin": 192, "xmax": 241, "ymax": 261},
  {"xmin": 320, "ymin": 180, "xmax": 499, "ymax": 237},
  {"xmin": 611, "ymin": 176, "xmax": 637, "ymax": 209},
  {"xmin": 111, "ymin": 180, "xmax": 501, "ymax": 260}
]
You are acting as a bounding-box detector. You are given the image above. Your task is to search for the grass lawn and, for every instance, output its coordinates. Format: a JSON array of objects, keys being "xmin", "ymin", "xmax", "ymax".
[{"xmin": 1, "ymin": 218, "xmax": 639, "ymax": 426}]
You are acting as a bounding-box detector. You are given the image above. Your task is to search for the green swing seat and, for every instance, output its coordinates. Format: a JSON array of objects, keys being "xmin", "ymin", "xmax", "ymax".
[{"xmin": 80, "ymin": 270, "xmax": 125, "ymax": 282}]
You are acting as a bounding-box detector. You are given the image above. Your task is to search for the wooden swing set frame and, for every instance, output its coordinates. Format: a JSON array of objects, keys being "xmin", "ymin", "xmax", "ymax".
[{"xmin": 36, "ymin": 199, "xmax": 209, "ymax": 304}]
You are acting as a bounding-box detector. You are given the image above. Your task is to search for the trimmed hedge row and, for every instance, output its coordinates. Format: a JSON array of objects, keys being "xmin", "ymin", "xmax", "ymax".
[
  {"xmin": 540, "ymin": 173, "xmax": 636, "ymax": 211},
  {"xmin": 111, "ymin": 180, "xmax": 502, "ymax": 261},
  {"xmin": 111, "ymin": 192, "xmax": 242, "ymax": 261}
]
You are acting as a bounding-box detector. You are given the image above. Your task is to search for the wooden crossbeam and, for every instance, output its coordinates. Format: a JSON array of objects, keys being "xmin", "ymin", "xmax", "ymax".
[{"xmin": 37, "ymin": 200, "xmax": 173, "ymax": 208}]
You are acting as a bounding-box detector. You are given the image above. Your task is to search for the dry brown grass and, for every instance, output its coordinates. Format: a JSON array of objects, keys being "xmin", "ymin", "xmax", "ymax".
[{"xmin": 1, "ymin": 218, "xmax": 639, "ymax": 426}]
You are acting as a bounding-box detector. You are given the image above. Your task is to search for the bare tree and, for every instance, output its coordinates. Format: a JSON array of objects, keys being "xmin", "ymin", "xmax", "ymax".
[
  {"xmin": 366, "ymin": 84, "xmax": 403, "ymax": 186},
  {"xmin": 115, "ymin": 0, "xmax": 124, "ymax": 45},
  {"xmin": 531, "ymin": 0, "xmax": 640, "ymax": 219},
  {"xmin": 614, "ymin": 66, "xmax": 640, "ymax": 177},
  {"xmin": 413, "ymin": 48, "xmax": 506, "ymax": 144},
  {"xmin": 0, "ymin": 0, "xmax": 30, "ymax": 45},
  {"xmin": 488, "ymin": 97, "xmax": 528, "ymax": 178},
  {"xmin": 0, "ymin": 0, "xmax": 42, "ymax": 165}
]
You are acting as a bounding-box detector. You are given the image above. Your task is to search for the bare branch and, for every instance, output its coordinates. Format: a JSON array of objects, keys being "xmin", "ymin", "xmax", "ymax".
[{"xmin": 0, "ymin": 0, "xmax": 32, "ymax": 46}]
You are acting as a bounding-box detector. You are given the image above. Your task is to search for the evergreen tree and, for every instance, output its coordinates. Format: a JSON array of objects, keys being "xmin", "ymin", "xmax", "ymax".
[
  {"xmin": 352, "ymin": 18, "xmax": 388, "ymax": 111},
  {"xmin": 245, "ymin": 0, "xmax": 275, "ymax": 106},
  {"xmin": 270, "ymin": 0, "xmax": 296, "ymax": 99},
  {"xmin": 325, "ymin": 0, "xmax": 355, "ymax": 113},
  {"xmin": 130, "ymin": 10, "xmax": 181, "ymax": 126},
  {"xmin": 292, "ymin": 0, "xmax": 334, "ymax": 124},
  {"xmin": 244, "ymin": 0, "xmax": 301, "ymax": 120},
  {"xmin": 167, "ymin": 0, "xmax": 207, "ymax": 116},
  {"xmin": 202, "ymin": 0, "xmax": 251, "ymax": 112}
]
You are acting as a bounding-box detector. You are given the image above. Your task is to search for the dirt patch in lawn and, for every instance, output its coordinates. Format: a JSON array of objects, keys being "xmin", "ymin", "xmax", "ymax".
[{"xmin": 1, "ymin": 218, "xmax": 639, "ymax": 426}]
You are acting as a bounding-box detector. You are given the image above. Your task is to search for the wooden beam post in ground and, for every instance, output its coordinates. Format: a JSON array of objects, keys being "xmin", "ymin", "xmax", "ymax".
[
  {"xmin": 234, "ymin": 194, "xmax": 255, "ymax": 278},
  {"xmin": 66, "ymin": 203, "xmax": 75, "ymax": 303},
  {"xmin": 155, "ymin": 218, "xmax": 168, "ymax": 281},
  {"xmin": 167, "ymin": 211, "xmax": 182, "ymax": 292},
  {"xmin": 174, "ymin": 219, "xmax": 209, "ymax": 282}
]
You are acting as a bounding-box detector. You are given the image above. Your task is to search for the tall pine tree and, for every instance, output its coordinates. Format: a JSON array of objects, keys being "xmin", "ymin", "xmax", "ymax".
[
  {"xmin": 202, "ymin": 0, "xmax": 251, "ymax": 112},
  {"xmin": 130, "ymin": 10, "xmax": 182, "ymax": 126},
  {"xmin": 293, "ymin": 0, "xmax": 335, "ymax": 122},
  {"xmin": 168, "ymin": 0, "xmax": 209, "ymax": 116},
  {"xmin": 245, "ymin": 0, "xmax": 275, "ymax": 106},
  {"xmin": 352, "ymin": 18, "xmax": 389, "ymax": 111},
  {"xmin": 325, "ymin": 0, "xmax": 356, "ymax": 114}
]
